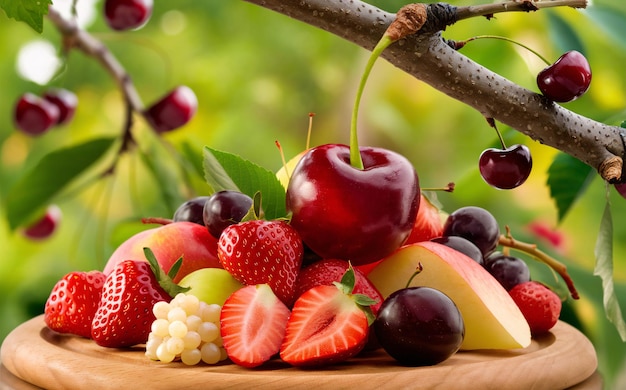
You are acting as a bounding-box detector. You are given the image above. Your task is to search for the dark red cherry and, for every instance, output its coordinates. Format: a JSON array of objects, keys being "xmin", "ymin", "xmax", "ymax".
[
  {"xmin": 104, "ymin": 0, "xmax": 153, "ymax": 31},
  {"xmin": 144, "ymin": 86, "xmax": 198, "ymax": 133},
  {"xmin": 478, "ymin": 144, "xmax": 532, "ymax": 190},
  {"xmin": 14, "ymin": 93, "xmax": 60, "ymax": 136},
  {"xmin": 43, "ymin": 88, "xmax": 78, "ymax": 126},
  {"xmin": 537, "ymin": 51, "xmax": 591, "ymax": 103},
  {"xmin": 22, "ymin": 205, "xmax": 62, "ymax": 240}
]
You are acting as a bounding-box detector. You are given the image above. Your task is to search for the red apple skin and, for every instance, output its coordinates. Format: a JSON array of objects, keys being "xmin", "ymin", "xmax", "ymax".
[
  {"xmin": 103, "ymin": 221, "xmax": 221, "ymax": 283},
  {"xmin": 286, "ymin": 144, "xmax": 420, "ymax": 266}
]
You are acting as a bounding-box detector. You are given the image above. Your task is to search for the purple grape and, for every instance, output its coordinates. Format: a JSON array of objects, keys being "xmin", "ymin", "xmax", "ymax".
[
  {"xmin": 203, "ymin": 191, "xmax": 253, "ymax": 238},
  {"xmin": 484, "ymin": 253, "xmax": 530, "ymax": 291},
  {"xmin": 173, "ymin": 196, "xmax": 209, "ymax": 225},
  {"xmin": 442, "ymin": 206, "xmax": 500, "ymax": 256}
]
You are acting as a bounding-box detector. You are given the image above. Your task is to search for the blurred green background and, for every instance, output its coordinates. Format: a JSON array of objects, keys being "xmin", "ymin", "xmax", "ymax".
[{"xmin": 1, "ymin": 0, "xmax": 626, "ymax": 387}]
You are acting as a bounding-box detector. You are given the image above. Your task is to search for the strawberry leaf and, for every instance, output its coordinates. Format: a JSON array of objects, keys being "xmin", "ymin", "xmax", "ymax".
[
  {"xmin": 0, "ymin": 0, "xmax": 51, "ymax": 33},
  {"xmin": 593, "ymin": 189, "xmax": 626, "ymax": 341},
  {"xmin": 203, "ymin": 147, "xmax": 287, "ymax": 220},
  {"xmin": 546, "ymin": 152, "xmax": 595, "ymax": 222}
]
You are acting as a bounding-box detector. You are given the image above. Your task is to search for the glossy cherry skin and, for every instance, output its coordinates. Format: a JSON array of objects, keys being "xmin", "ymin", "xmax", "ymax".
[
  {"xmin": 22, "ymin": 205, "xmax": 62, "ymax": 240},
  {"xmin": 537, "ymin": 50, "xmax": 591, "ymax": 103},
  {"xmin": 104, "ymin": 0, "xmax": 153, "ymax": 31},
  {"xmin": 286, "ymin": 144, "xmax": 420, "ymax": 266},
  {"xmin": 478, "ymin": 144, "xmax": 532, "ymax": 190},
  {"xmin": 374, "ymin": 286, "xmax": 464, "ymax": 366},
  {"xmin": 144, "ymin": 86, "xmax": 198, "ymax": 133},
  {"xmin": 14, "ymin": 93, "xmax": 60, "ymax": 135},
  {"xmin": 43, "ymin": 88, "xmax": 78, "ymax": 126}
]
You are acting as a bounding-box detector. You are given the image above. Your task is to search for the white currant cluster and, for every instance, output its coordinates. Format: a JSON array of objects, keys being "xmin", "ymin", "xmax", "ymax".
[{"xmin": 145, "ymin": 293, "xmax": 228, "ymax": 365}]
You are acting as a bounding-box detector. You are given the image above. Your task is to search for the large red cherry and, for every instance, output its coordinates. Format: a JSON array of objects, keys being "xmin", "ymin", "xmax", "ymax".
[
  {"xmin": 536, "ymin": 50, "xmax": 591, "ymax": 103},
  {"xmin": 478, "ymin": 144, "xmax": 532, "ymax": 190},
  {"xmin": 286, "ymin": 144, "xmax": 420, "ymax": 265}
]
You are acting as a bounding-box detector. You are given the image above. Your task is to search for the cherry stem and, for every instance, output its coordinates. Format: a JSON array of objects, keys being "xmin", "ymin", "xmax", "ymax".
[
  {"xmin": 498, "ymin": 226, "xmax": 580, "ymax": 300},
  {"xmin": 350, "ymin": 3, "xmax": 427, "ymax": 169},
  {"xmin": 306, "ymin": 112, "xmax": 315, "ymax": 150},
  {"xmin": 350, "ymin": 35, "xmax": 393, "ymax": 169},
  {"xmin": 421, "ymin": 182, "xmax": 455, "ymax": 192},
  {"xmin": 405, "ymin": 262, "xmax": 424, "ymax": 289},
  {"xmin": 275, "ymin": 140, "xmax": 290, "ymax": 179},
  {"xmin": 458, "ymin": 35, "xmax": 551, "ymax": 66},
  {"xmin": 486, "ymin": 117, "xmax": 507, "ymax": 149},
  {"xmin": 141, "ymin": 217, "xmax": 173, "ymax": 225}
]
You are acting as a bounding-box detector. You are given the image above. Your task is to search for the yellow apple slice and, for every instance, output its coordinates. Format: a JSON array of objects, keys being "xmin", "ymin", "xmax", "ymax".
[{"xmin": 368, "ymin": 241, "xmax": 531, "ymax": 350}]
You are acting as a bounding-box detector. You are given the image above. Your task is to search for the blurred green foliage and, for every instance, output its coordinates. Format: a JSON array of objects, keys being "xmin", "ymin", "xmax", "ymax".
[{"xmin": 1, "ymin": 0, "xmax": 626, "ymax": 386}]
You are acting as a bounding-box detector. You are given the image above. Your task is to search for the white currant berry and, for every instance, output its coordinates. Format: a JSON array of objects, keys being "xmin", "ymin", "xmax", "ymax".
[
  {"xmin": 153, "ymin": 301, "xmax": 171, "ymax": 319},
  {"xmin": 181, "ymin": 348, "xmax": 202, "ymax": 366},
  {"xmin": 151, "ymin": 318, "xmax": 170, "ymax": 337},
  {"xmin": 169, "ymin": 320, "xmax": 188, "ymax": 339},
  {"xmin": 198, "ymin": 321, "xmax": 219, "ymax": 343},
  {"xmin": 201, "ymin": 342, "xmax": 221, "ymax": 364},
  {"xmin": 166, "ymin": 337, "xmax": 185, "ymax": 356},
  {"xmin": 168, "ymin": 306, "xmax": 187, "ymax": 323}
]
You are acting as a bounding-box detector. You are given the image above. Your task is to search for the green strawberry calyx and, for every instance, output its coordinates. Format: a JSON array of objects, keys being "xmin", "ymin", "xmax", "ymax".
[
  {"xmin": 143, "ymin": 247, "xmax": 190, "ymax": 298},
  {"xmin": 332, "ymin": 263, "xmax": 378, "ymax": 325}
]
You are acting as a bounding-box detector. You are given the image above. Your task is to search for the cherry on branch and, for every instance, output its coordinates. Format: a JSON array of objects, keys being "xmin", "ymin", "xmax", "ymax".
[
  {"xmin": 536, "ymin": 50, "xmax": 592, "ymax": 103},
  {"xmin": 43, "ymin": 88, "xmax": 78, "ymax": 126},
  {"xmin": 14, "ymin": 93, "xmax": 60, "ymax": 136},
  {"xmin": 144, "ymin": 86, "xmax": 198, "ymax": 133},
  {"xmin": 104, "ymin": 0, "xmax": 154, "ymax": 31}
]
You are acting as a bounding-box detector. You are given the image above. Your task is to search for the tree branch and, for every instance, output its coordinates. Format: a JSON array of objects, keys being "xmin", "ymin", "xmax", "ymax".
[{"xmin": 244, "ymin": 0, "xmax": 624, "ymax": 183}]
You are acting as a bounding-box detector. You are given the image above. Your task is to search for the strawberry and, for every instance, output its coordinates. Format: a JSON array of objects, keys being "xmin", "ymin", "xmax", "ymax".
[
  {"xmin": 44, "ymin": 270, "xmax": 106, "ymax": 338},
  {"xmin": 91, "ymin": 254, "xmax": 175, "ymax": 348},
  {"xmin": 294, "ymin": 258, "xmax": 383, "ymax": 315},
  {"xmin": 218, "ymin": 219, "xmax": 303, "ymax": 306},
  {"xmin": 220, "ymin": 284, "xmax": 291, "ymax": 367},
  {"xmin": 509, "ymin": 281, "xmax": 562, "ymax": 335},
  {"xmin": 280, "ymin": 266, "xmax": 376, "ymax": 367},
  {"xmin": 405, "ymin": 193, "xmax": 444, "ymax": 244}
]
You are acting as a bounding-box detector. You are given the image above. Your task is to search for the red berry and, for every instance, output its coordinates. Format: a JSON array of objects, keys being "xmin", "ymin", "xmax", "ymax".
[
  {"xmin": 14, "ymin": 93, "xmax": 60, "ymax": 135},
  {"xmin": 220, "ymin": 284, "xmax": 290, "ymax": 367},
  {"xmin": 294, "ymin": 258, "xmax": 383, "ymax": 314},
  {"xmin": 43, "ymin": 88, "xmax": 78, "ymax": 126},
  {"xmin": 91, "ymin": 260, "xmax": 172, "ymax": 348},
  {"xmin": 218, "ymin": 220, "xmax": 303, "ymax": 306},
  {"xmin": 479, "ymin": 144, "xmax": 532, "ymax": 190},
  {"xmin": 509, "ymin": 281, "xmax": 562, "ymax": 335},
  {"xmin": 104, "ymin": 0, "xmax": 153, "ymax": 31},
  {"xmin": 537, "ymin": 50, "xmax": 592, "ymax": 103},
  {"xmin": 22, "ymin": 205, "xmax": 62, "ymax": 240},
  {"xmin": 44, "ymin": 270, "xmax": 106, "ymax": 338},
  {"xmin": 144, "ymin": 86, "xmax": 198, "ymax": 133}
]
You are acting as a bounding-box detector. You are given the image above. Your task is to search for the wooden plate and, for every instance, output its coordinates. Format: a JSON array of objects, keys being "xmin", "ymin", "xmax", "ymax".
[{"xmin": 1, "ymin": 315, "xmax": 598, "ymax": 390}]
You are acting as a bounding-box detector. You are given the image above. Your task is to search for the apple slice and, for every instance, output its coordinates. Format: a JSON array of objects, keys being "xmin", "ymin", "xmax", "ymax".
[{"xmin": 368, "ymin": 241, "xmax": 531, "ymax": 350}]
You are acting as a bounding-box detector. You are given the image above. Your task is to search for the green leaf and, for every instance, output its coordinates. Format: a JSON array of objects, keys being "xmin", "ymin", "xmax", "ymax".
[
  {"xmin": 546, "ymin": 11, "xmax": 586, "ymax": 54},
  {"xmin": 593, "ymin": 190, "xmax": 626, "ymax": 341},
  {"xmin": 0, "ymin": 0, "xmax": 52, "ymax": 33},
  {"xmin": 203, "ymin": 147, "xmax": 286, "ymax": 220},
  {"xmin": 585, "ymin": 4, "xmax": 626, "ymax": 50},
  {"xmin": 5, "ymin": 137, "xmax": 115, "ymax": 230},
  {"xmin": 546, "ymin": 153, "xmax": 595, "ymax": 222},
  {"xmin": 137, "ymin": 143, "xmax": 185, "ymax": 216}
]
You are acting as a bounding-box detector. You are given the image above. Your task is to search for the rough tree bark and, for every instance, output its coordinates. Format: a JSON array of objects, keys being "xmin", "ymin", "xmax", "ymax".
[{"xmin": 244, "ymin": 0, "xmax": 625, "ymax": 183}]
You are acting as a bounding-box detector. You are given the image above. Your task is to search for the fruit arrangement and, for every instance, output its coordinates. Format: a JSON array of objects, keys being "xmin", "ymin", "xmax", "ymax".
[{"xmin": 39, "ymin": 8, "xmax": 578, "ymax": 372}]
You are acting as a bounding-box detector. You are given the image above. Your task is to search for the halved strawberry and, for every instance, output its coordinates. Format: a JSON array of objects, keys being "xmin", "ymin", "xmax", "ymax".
[
  {"xmin": 405, "ymin": 193, "xmax": 444, "ymax": 244},
  {"xmin": 218, "ymin": 219, "xmax": 303, "ymax": 306},
  {"xmin": 280, "ymin": 266, "xmax": 375, "ymax": 367},
  {"xmin": 294, "ymin": 259, "xmax": 383, "ymax": 314},
  {"xmin": 91, "ymin": 252, "xmax": 176, "ymax": 348},
  {"xmin": 220, "ymin": 284, "xmax": 291, "ymax": 367},
  {"xmin": 44, "ymin": 270, "xmax": 106, "ymax": 338}
]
